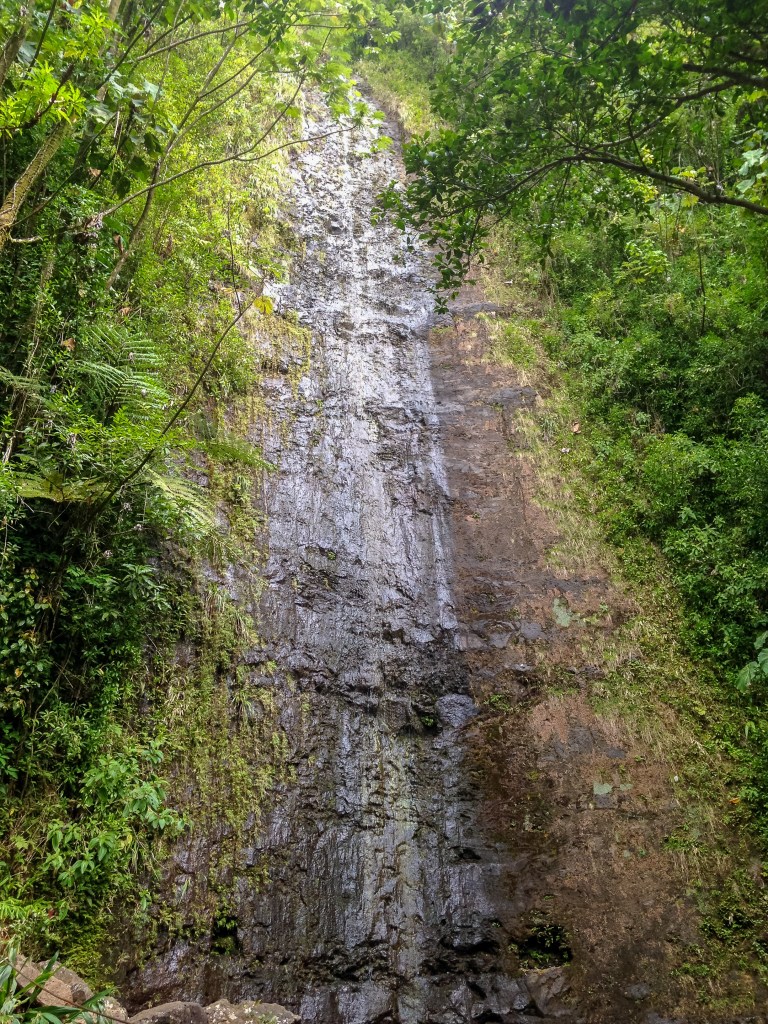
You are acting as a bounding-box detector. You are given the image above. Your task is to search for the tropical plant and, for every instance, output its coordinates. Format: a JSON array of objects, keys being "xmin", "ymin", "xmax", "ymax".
[
  {"xmin": 0, "ymin": 0, "xmax": 395, "ymax": 957},
  {"xmin": 0, "ymin": 947, "xmax": 104, "ymax": 1024},
  {"xmin": 378, "ymin": 0, "xmax": 768, "ymax": 291}
]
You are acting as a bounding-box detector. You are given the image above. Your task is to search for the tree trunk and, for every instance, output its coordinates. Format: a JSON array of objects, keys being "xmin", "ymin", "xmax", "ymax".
[
  {"xmin": 0, "ymin": 3, "xmax": 36, "ymax": 92},
  {"xmin": 105, "ymin": 161, "xmax": 160, "ymax": 289},
  {"xmin": 0, "ymin": 122, "xmax": 68, "ymax": 254}
]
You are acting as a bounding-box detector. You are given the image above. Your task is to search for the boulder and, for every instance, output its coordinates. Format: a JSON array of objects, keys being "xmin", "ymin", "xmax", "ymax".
[
  {"xmin": 206, "ymin": 999, "xmax": 300, "ymax": 1024},
  {"xmin": 524, "ymin": 966, "xmax": 571, "ymax": 1018},
  {"xmin": 13, "ymin": 956, "xmax": 93, "ymax": 1008},
  {"xmin": 101, "ymin": 996, "xmax": 130, "ymax": 1022},
  {"xmin": 131, "ymin": 1002, "xmax": 208, "ymax": 1024},
  {"xmin": 51, "ymin": 966, "xmax": 94, "ymax": 1006},
  {"xmin": 12, "ymin": 955, "xmax": 129, "ymax": 1023}
]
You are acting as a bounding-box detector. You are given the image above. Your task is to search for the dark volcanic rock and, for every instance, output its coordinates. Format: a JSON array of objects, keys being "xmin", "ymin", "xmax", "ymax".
[
  {"xmin": 131, "ymin": 1003, "xmax": 208, "ymax": 1024},
  {"xmin": 123, "ymin": 98, "xmax": 526, "ymax": 1024}
]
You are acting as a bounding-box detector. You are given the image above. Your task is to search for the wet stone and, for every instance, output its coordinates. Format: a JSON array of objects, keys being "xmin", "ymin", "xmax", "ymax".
[
  {"xmin": 131, "ymin": 1002, "xmax": 208, "ymax": 1024},
  {"xmin": 436, "ymin": 693, "xmax": 478, "ymax": 728},
  {"xmin": 524, "ymin": 967, "xmax": 571, "ymax": 1018},
  {"xmin": 125, "ymin": 96, "xmax": 523, "ymax": 1024},
  {"xmin": 519, "ymin": 620, "xmax": 545, "ymax": 641}
]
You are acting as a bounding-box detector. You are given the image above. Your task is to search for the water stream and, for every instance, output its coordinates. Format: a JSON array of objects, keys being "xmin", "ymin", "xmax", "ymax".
[
  {"xmin": 133, "ymin": 97, "xmax": 523, "ymax": 1024},
  {"xmin": 244, "ymin": 98, "xmax": 520, "ymax": 1024}
]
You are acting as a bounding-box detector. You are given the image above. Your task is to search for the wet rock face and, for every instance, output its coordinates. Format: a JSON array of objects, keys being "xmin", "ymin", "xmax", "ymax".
[
  {"xmin": 127, "ymin": 101, "xmax": 524, "ymax": 1022},
  {"xmin": 240, "ymin": 102, "xmax": 521, "ymax": 1024}
]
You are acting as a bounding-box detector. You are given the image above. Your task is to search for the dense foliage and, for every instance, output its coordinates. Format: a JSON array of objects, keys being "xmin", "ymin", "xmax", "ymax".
[
  {"xmin": 382, "ymin": 0, "xmax": 768, "ymax": 288},
  {"xmin": 0, "ymin": 0, "xmax": 390, "ymax": 958}
]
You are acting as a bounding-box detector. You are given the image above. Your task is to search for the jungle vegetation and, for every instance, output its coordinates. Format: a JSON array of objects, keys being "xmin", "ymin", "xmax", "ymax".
[
  {"xmin": 0, "ymin": 0, "xmax": 391, "ymax": 966},
  {"xmin": 374, "ymin": 0, "xmax": 768, "ymax": 840},
  {"xmin": 4, "ymin": 0, "xmax": 768, "ymax": 985}
]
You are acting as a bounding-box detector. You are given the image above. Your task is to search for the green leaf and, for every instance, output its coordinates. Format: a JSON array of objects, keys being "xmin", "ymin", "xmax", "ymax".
[{"xmin": 736, "ymin": 663, "xmax": 760, "ymax": 693}]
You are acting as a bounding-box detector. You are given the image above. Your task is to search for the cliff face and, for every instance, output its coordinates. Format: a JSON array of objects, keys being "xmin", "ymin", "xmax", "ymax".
[
  {"xmin": 126, "ymin": 98, "xmax": 523, "ymax": 1023},
  {"xmin": 123, "ymin": 96, "xmax": 762, "ymax": 1024}
]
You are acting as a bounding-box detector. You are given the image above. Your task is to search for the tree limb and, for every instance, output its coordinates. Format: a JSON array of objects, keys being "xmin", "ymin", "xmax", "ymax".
[
  {"xmin": 0, "ymin": 2, "xmax": 36, "ymax": 92},
  {"xmin": 681, "ymin": 63, "xmax": 768, "ymax": 89},
  {"xmin": 0, "ymin": 122, "xmax": 70, "ymax": 255},
  {"xmin": 581, "ymin": 150, "xmax": 768, "ymax": 215}
]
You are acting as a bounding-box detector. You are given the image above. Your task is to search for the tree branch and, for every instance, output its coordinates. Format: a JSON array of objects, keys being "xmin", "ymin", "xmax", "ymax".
[
  {"xmin": 580, "ymin": 150, "xmax": 768, "ymax": 215},
  {"xmin": 97, "ymin": 74, "xmax": 313, "ymax": 219},
  {"xmin": 0, "ymin": 2, "xmax": 36, "ymax": 92},
  {"xmin": 0, "ymin": 122, "xmax": 70, "ymax": 254},
  {"xmin": 681, "ymin": 63, "xmax": 768, "ymax": 89}
]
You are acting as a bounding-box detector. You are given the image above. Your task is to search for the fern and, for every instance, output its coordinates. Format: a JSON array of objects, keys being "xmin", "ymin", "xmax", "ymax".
[
  {"xmin": 201, "ymin": 432, "xmax": 272, "ymax": 470},
  {"xmin": 146, "ymin": 469, "xmax": 215, "ymax": 534},
  {"xmin": 68, "ymin": 323, "xmax": 169, "ymax": 422},
  {"xmin": 10, "ymin": 472, "xmax": 101, "ymax": 502},
  {"xmin": 82, "ymin": 323, "xmax": 162, "ymax": 372},
  {"xmin": 0, "ymin": 366, "xmax": 43, "ymax": 399}
]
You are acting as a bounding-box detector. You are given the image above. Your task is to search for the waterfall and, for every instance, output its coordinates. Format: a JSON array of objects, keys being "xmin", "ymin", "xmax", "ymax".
[{"xmin": 130, "ymin": 95, "xmax": 521, "ymax": 1024}]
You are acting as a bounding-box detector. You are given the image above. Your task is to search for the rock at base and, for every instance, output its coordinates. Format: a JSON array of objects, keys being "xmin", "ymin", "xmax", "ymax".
[
  {"xmin": 14, "ymin": 956, "xmax": 94, "ymax": 1008},
  {"xmin": 101, "ymin": 996, "xmax": 130, "ymax": 1021},
  {"xmin": 524, "ymin": 966, "xmax": 571, "ymax": 1018},
  {"xmin": 131, "ymin": 1002, "xmax": 208, "ymax": 1024},
  {"xmin": 206, "ymin": 999, "xmax": 300, "ymax": 1024}
]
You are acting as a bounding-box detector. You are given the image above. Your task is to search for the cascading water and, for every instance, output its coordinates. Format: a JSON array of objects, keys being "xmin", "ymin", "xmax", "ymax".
[
  {"xmin": 131, "ymin": 97, "xmax": 526, "ymax": 1024},
  {"xmin": 246, "ymin": 99, "xmax": 520, "ymax": 1023}
]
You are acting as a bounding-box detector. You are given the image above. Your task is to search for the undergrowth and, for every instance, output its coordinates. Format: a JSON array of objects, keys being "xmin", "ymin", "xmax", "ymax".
[
  {"xmin": 478, "ymin": 243, "xmax": 768, "ymax": 994},
  {"xmin": 0, "ymin": 15, "xmax": 320, "ymax": 973},
  {"xmin": 366, "ymin": 4, "xmax": 768, "ymax": 851},
  {"xmin": 357, "ymin": 9, "xmax": 446, "ymax": 135}
]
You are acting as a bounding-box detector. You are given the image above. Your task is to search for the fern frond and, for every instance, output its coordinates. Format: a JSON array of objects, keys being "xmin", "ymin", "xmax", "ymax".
[
  {"xmin": 81, "ymin": 323, "xmax": 162, "ymax": 373},
  {"xmin": 146, "ymin": 469, "xmax": 215, "ymax": 533},
  {"xmin": 0, "ymin": 366, "xmax": 43, "ymax": 398},
  {"xmin": 75, "ymin": 360, "xmax": 130, "ymax": 398},
  {"xmin": 10, "ymin": 472, "xmax": 101, "ymax": 502},
  {"xmin": 75, "ymin": 361, "xmax": 169, "ymax": 414},
  {"xmin": 71, "ymin": 320, "xmax": 170, "ymax": 418},
  {"xmin": 201, "ymin": 433, "xmax": 271, "ymax": 469}
]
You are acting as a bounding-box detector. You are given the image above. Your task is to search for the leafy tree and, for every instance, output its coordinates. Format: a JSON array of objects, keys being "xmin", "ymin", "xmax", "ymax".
[
  {"xmin": 369, "ymin": 1, "xmax": 768, "ymax": 844},
  {"xmin": 0, "ymin": 0, "xmax": 394, "ymax": 949},
  {"xmin": 0, "ymin": 0, "xmax": 384, "ymax": 252},
  {"xmin": 380, "ymin": 0, "xmax": 768, "ymax": 290}
]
